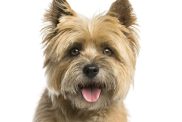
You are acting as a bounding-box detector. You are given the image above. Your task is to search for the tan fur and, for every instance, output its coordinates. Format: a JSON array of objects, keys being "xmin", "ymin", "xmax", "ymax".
[{"xmin": 34, "ymin": 0, "xmax": 139, "ymax": 122}]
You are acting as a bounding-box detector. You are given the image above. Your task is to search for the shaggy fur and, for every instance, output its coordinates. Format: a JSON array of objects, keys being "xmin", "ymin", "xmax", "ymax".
[{"xmin": 34, "ymin": 0, "xmax": 139, "ymax": 122}]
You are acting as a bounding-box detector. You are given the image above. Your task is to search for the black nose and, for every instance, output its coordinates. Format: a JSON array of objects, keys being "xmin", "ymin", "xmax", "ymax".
[{"xmin": 83, "ymin": 64, "xmax": 99, "ymax": 78}]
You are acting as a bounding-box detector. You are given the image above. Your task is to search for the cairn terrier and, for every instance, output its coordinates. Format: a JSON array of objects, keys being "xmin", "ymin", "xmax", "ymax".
[{"xmin": 34, "ymin": 0, "xmax": 139, "ymax": 122}]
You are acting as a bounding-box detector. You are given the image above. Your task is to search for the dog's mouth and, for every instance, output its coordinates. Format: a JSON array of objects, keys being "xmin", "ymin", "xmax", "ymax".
[{"xmin": 78, "ymin": 82, "xmax": 104, "ymax": 103}]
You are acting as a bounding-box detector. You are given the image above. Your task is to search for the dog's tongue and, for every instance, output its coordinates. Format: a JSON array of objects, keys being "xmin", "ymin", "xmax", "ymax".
[{"xmin": 81, "ymin": 88, "xmax": 101, "ymax": 103}]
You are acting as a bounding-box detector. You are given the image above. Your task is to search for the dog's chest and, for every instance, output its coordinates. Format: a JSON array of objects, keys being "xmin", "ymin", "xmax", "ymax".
[{"xmin": 57, "ymin": 114, "xmax": 104, "ymax": 122}]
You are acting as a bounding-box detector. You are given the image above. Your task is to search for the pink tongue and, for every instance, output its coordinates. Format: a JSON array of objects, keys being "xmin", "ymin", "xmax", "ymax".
[{"xmin": 81, "ymin": 88, "xmax": 101, "ymax": 103}]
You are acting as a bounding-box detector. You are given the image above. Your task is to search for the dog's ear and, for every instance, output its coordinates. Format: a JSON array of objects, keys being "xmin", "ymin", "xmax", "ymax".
[
  {"xmin": 43, "ymin": 0, "xmax": 76, "ymax": 67},
  {"xmin": 107, "ymin": 0, "xmax": 136, "ymax": 27},
  {"xmin": 45, "ymin": 0, "xmax": 76, "ymax": 28}
]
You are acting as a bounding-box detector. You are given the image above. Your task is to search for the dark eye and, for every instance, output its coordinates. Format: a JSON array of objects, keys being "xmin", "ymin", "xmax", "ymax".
[
  {"xmin": 70, "ymin": 48, "xmax": 80, "ymax": 56},
  {"xmin": 103, "ymin": 48, "xmax": 113, "ymax": 56}
]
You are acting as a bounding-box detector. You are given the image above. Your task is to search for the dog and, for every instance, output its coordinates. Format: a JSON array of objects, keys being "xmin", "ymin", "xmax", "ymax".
[{"xmin": 33, "ymin": 0, "xmax": 139, "ymax": 122}]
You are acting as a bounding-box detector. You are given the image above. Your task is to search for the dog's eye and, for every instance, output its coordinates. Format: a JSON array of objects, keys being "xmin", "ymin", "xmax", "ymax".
[
  {"xmin": 70, "ymin": 48, "xmax": 80, "ymax": 56},
  {"xmin": 103, "ymin": 48, "xmax": 113, "ymax": 56}
]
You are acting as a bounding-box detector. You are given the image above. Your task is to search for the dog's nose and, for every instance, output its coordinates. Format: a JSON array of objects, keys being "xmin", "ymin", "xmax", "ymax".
[{"xmin": 83, "ymin": 64, "xmax": 99, "ymax": 78}]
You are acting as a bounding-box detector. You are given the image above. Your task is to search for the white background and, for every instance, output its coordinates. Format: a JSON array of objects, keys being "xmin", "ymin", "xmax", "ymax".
[{"xmin": 0, "ymin": 0, "xmax": 182, "ymax": 122}]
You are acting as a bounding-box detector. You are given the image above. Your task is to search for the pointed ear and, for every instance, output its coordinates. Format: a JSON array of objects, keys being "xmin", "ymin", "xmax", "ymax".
[
  {"xmin": 45, "ymin": 0, "xmax": 76, "ymax": 28},
  {"xmin": 107, "ymin": 0, "xmax": 136, "ymax": 27}
]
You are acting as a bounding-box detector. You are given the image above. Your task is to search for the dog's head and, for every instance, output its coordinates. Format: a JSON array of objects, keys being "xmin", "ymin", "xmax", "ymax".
[{"xmin": 43, "ymin": 0, "xmax": 139, "ymax": 110}]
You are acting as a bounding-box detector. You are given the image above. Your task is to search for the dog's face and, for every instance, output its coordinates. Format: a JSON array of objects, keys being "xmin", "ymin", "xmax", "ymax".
[{"xmin": 43, "ymin": 0, "xmax": 139, "ymax": 110}]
